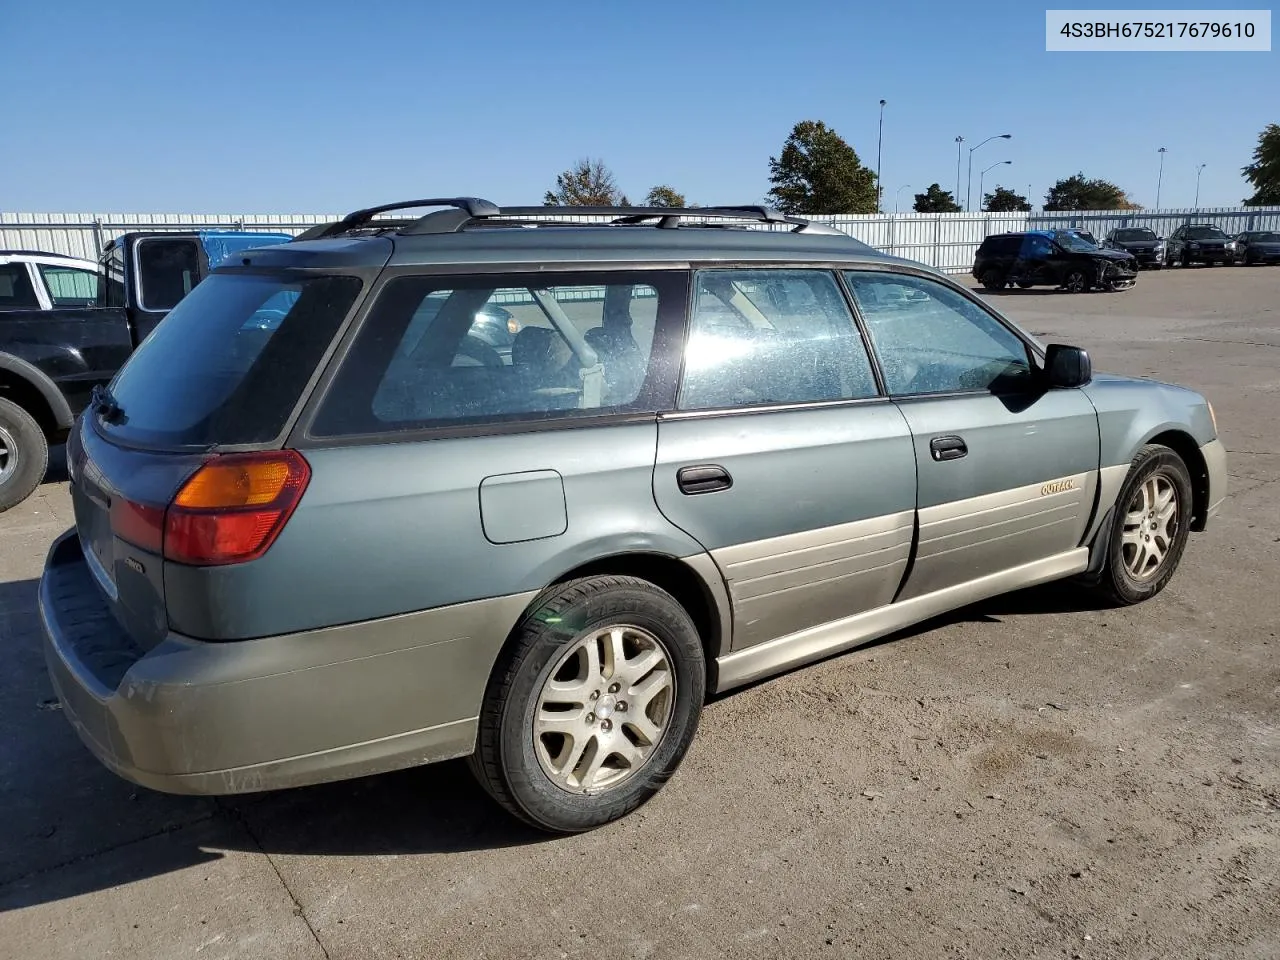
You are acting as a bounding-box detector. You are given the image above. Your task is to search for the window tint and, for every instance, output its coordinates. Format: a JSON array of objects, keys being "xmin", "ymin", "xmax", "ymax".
[
  {"xmin": 0, "ymin": 264, "xmax": 40, "ymax": 309},
  {"xmin": 844, "ymin": 272, "xmax": 1032, "ymax": 395},
  {"xmin": 679, "ymin": 269, "xmax": 878, "ymax": 410},
  {"xmin": 136, "ymin": 238, "xmax": 201, "ymax": 311},
  {"xmin": 1023, "ymin": 236, "xmax": 1054, "ymax": 258},
  {"xmin": 101, "ymin": 274, "xmax": 363, "ymax": 448},
  {"xmin": 38, "ymin": 264, "xmax": 98, "ymax": 306},
  {"xmin": 312, "ymin": 272, "xmax": 680, "ymax": 437},
  {"xmin": 100, "ymin": 245, "xmax": 126, "ymax": 308}
]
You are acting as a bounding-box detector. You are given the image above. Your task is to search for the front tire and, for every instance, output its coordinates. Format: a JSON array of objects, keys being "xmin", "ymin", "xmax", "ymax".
[
  {"xmin": 469, "ymin": 576, "xmax": 706, "ymax": 833},
  {"xmin": 1062, "ymin": 268, "xmax": 1089, "ymax": 293},
  {"xmin": 1095, "ymin": 444, "xmax": 1193, "ymax": 606},
  {"xmin": 0, "ymin": 398, "xmax": 48, "ymax": 513}
]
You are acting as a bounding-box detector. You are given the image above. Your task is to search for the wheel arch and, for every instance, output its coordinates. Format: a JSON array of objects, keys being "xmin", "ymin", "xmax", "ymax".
[
  {"xmin": 504, "ymin": 550, "xmax": 732, "ymax": 693},
  {"xmin": 0, "ymin": 353, "xmax": 74, "ymax": 438},
  {"xmin": 1142, "ymin": 428, "xmax": 1210, "ymax": 531}
]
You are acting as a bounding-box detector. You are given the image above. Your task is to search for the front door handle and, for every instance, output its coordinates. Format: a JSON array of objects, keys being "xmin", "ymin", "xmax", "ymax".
[
  {"xmin": 677, "ymin": 464, "xmax": 733, "ymax": 495},
  {"xmin": 929, "ymin": 436, "xmax": 968, "ymax": 462}
]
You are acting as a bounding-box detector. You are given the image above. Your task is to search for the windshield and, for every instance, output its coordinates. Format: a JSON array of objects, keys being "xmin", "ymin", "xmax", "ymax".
[
  {"xmin": 1055, "ymin": 233, "xmax": 1100, "ymax": 254},
  {"xmin": 1250, "ymin": 232, "xmax": 1280, "ymax": 242},
  {"xmin": 100, "ymin": 272, "xmax": 362, "ymax": 448},
  {"xmin": 1114, "ymin": 229, "xmax": 1157, "ymax": 242},
  {"xmin": 1186, "ymin": 227, "xmax": 1229, "ymax": 240}
]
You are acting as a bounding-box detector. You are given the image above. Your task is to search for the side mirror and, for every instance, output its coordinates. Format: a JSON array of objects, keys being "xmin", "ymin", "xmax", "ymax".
[{"xmin": 1043, "ymin": 343, "xmax": 1092, "ymax": 388}]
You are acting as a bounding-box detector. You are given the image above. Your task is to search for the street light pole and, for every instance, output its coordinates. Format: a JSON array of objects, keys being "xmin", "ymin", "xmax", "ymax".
[
  {"xmin": 954, "ymin": 136, "xmax": 964, "ymax": 205},
  {"xmin": 876, "ymin": 99, "xmax": 886, "ymax": 212},
  {"xmin": 894, "ymin": 184, "xmax": 912, "ymax": 213},
  {"xmin": 979, "ymin": 160, "xmax": 1012, "ymax": 212},
  {"xmin": 1194, "ymin": 163, "xmax": 1206, "ymax": 209},
  {"xmin": 1156, "ymin": 147, "xmax": 1167, "ymax": 209},
  {"xmin": 967, "ymin": 133, "xmax": 1013, "ymax": 211}
]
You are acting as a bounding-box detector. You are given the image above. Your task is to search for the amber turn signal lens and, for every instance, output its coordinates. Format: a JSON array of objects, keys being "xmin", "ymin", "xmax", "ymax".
[{"xmin": 175, "ymin": 458, "xmax": 295, "ymax": 508}]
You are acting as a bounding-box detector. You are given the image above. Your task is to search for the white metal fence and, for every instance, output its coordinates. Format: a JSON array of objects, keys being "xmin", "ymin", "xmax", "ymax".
[{"xmin": 4, "ymin": 207, "xmax": 1279, "ymax": 274}]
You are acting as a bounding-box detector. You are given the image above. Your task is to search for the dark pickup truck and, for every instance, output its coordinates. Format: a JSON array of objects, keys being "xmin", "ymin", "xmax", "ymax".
[{"xmin": 0, "ymin": 230, "xmax": 292, "ymax": 510}]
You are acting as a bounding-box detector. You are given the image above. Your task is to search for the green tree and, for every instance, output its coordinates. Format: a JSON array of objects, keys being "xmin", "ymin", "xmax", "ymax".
[
  {"xmin": 1242, "ymin": 122, "xmax": 1280, "ymax": 206},
  {"xmin": 983, "ymin": 186, "xmax": 1031, "ymax": 212},
  {"xmin": 912, "ymin": 183, "xmax": 962, "ymax": 213},
  {"xmin": 643, "ymin": 185, "xmax": 686, "ymax": 207},
  {"xmin": 766, "ymin": 120, "xmax": 878, "ymax": 214},
  {"xmin": 1043, "ymin": 173, "xmax": 1139, "ymax": 211},
  {"xmin": 544, "ymin": 158, "xmax": 629, "ymax": 206}
]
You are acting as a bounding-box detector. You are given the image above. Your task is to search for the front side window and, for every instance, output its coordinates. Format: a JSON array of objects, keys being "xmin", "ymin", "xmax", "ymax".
[
  {"xmin": 678, "ymin": 269, "xmax": 878, "ymax": 410},
  {"xmin": 844, "ymin": 272, "xmax": 1032, "ymax": 396},
  {"xmin": 312, "ymin": 272, "xmax": 680, "ymax": 437},
  {"xmin": 38, "ymin": 264, "xmax": 99, "ymax": 306},
  {"xmin": 0, "ymin": 263, "xmax": 40, "ymax": 310},
  {"xmin": 136, "ymin": 238, "xmax": 201, "ymax": 312}
]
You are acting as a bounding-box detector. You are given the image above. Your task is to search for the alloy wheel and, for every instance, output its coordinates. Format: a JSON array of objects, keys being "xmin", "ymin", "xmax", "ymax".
[
  {"xmin": 0, "ymin": 424, "xmax": 17, "ymax": 485},
  {"xmin": 534, "ymin": 624, "xmax": 676, "ymax": 794},
  {"xmin": 1121, "ymin": 474, "xmax": 1180, "ymax": 581}
]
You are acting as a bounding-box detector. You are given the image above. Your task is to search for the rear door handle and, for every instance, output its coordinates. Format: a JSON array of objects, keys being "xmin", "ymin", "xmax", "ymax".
[
  {"xmin": 677, "ymin": 464, "xmax": 733, "ymax": 495},
  {"xmin": 929, "ymin": 436, "xmax": 967, "ymax": 461}
]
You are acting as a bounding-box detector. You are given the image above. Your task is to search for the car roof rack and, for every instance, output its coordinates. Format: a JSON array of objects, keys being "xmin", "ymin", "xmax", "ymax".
[
  {"xmin": 295, "ymin": 199, "xmax": 846, "ymax": 240},
  {"xmin": 293, "ymin": 198, "xmax": 503, "ymax": 241}
]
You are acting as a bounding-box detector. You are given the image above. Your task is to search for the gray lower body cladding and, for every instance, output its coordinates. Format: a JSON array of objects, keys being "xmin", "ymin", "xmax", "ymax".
[{"xmin": 41, "ymin": 531, "xmax": 536, "ymax": 794}]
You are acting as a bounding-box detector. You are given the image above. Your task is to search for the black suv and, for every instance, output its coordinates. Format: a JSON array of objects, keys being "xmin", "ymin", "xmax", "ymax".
[
  {"xmin": 972, "ymin": 230, "xmax": 1138, "ymax": 293},
  {"xmin": 1164, "ymin": 224, "xmax": 1236, "ymax": 267},
  {"xmin": 1102, "ymin": 227, "xmax": 1166, "ymax": 269}
]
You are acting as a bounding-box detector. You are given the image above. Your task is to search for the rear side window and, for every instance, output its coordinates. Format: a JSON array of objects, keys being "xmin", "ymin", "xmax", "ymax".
[
  {"xmin": 311, "ymin": 271, "xmax": 684, "ymax": 437},
  {"xmin": 100, "ymin": 273, "xmax": 363, "ymax": 448},
  {"xmin": 136, "ymin": 238, "xmax": 201, "ymax": 312},
  {"xmin": 38, "ymin": 264, "xmax": 99, "ymax": 306},
  {"xmin": 0, "ymin": 263, "xmax": 40, "ymax": 309},
  {"xmin": 678, "ymin": 269, "xmax": 878, "ymax": 410},
  {"xmin": 100, "ymin": 245, "xmax": 126, "ymax": 308}
]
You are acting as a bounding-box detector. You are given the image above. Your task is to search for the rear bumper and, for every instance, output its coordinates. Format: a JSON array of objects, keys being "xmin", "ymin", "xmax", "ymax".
[
  {"xmin": 41, "ymin": 531, "xmax": 532, "ymax": 795},
  {"xmin": 1201, "ymin": 438, "xmax": 1228, "ymax": 524}
]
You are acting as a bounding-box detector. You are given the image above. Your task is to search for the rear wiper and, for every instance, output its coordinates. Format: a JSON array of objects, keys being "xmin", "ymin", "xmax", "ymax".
[{"xmin": 90, "ymin": 384, "xmax": 125, "ymax": 423}]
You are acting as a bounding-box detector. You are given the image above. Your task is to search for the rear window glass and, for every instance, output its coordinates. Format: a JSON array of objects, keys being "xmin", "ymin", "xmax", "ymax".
[
  {"xmin": 1114, "ymin": 229, "xmax": 1156, "ymax": 242},
  {"xmin": 311, "ymin": 271, "xmax": 683, "ymax": 437},
  {"xmin": 99, "ymin": 273, "xmax": 362, "ymax": 448},
  {"xmin": 136, "ymin": 238, "xmax": 201, "ymax": 312}
]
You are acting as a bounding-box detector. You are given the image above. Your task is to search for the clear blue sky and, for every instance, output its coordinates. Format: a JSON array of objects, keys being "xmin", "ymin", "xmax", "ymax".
[{"xmin": 2, "ymin": 0, "xmax": 1274, "ymax": 213}]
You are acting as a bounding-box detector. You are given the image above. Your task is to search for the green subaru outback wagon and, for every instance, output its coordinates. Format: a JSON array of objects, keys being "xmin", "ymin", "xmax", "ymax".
[{"xmin": 40, "ymin": 199, "xmax": 1227, "ymax": 832}]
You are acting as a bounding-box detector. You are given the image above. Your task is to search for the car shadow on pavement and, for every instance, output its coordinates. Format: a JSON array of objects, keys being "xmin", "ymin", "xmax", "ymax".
[{"xmin": 0, "ymin": 575, "xmax": 1105, "ymax": 911}]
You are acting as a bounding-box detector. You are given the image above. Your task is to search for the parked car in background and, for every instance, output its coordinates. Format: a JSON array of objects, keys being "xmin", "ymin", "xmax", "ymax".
[
  {"xmin": 0, "ymin": 251, "xmax": 101, "ymax": 310},
  {"xmin": 39, "ymin": 197, "xmax": 1224, "ymax": 834},
  {"xmin": 1102, "ymin": 227, "xmax": 1166, "ymax": 269},
  {"xmin": 1232, "ymin": 230, "xmax": 1280, "ymax": 266},
  {"xmin": 973, "ymin": 230, "xmax": 1138, "ymax": 293},
  {"xmin": 0, "ymin": 230, "xmax": 292, "ymax": 511},
  {"xmin": 1164, "ymin": 224, "xmax": 1236, "ymax": 267}
]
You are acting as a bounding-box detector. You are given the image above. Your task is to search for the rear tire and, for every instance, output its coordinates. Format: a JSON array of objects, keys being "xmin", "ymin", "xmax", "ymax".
[
  {"xmin": 981, "ymin": 269, "xmax": 1007, "ymax": 291},
  {"xmin": 1094, "ymin": 444, "xmax": 1193, "ymax": 606},
  {"xmin": 0, "ymin": 398, "xmax": 48, "ymax": 513},
  {"xmin": 468, "ymin": 576, "xmax": 706, "ymax": 833}
]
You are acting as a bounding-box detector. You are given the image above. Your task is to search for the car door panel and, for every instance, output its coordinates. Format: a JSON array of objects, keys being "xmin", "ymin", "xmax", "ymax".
[
  {"xmin": 894, "ymin": 392, "xmax": 1099, "ymax": 599},
  {"xmin": 655, "ymin": 405, "xmax": 916, "ymax": 650},
  {"xmin": 652, "ymin": 267, "xmax": 916, "ymax": 652},
  {"xmin": 844, "ymin": 269, "xmax": 1101, "ymax": 601}
]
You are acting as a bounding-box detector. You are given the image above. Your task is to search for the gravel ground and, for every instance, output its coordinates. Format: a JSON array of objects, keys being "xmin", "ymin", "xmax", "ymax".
[{"xmin": 0, "ymin": 265, "xmax": 1276, "ymax": 959}]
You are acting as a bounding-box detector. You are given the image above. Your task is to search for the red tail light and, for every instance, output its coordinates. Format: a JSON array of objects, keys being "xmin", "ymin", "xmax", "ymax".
[
  {"xmin": 108, "ymin": 451, "xmax": 310, "ymax": 567},
  {"xmin": 165, "ymin": 451, "xmax": 311, "ymax": 565}
]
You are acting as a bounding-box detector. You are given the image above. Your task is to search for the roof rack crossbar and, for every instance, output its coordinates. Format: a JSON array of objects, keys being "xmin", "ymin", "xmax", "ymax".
[{"xmin": 297, "ymin": 197, "xmax": 501, "ymax": 241}]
